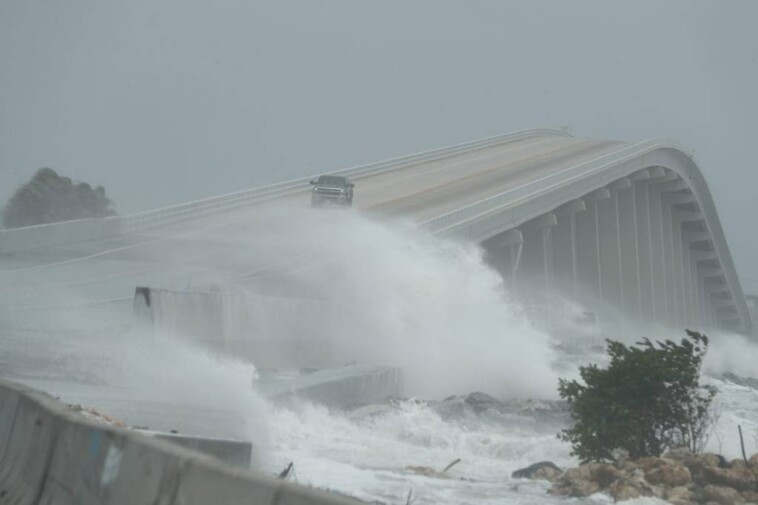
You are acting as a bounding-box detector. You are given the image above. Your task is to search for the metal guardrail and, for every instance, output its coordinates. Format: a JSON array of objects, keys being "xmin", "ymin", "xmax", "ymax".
[{"xmin": 120, "ymin": 128, "xmax": 572, "ymax": 234}]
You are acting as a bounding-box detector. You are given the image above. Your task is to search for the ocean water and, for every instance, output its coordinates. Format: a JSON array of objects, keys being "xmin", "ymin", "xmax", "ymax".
[
  {"xmin": 257, "ymin": 371, "xmax": 758, "ymax": 505},
  {"xmin": 241, "ymin": 210, "xmax": 758, "ymax": 503},
  {"xmin": 2, "ymin": 207, "xmax": 757, "ymax": 504}
]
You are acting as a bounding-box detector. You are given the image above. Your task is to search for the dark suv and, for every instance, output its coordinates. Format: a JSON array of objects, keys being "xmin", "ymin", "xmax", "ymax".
[{"xmin": 310, "ymin": 175, "xmax": 354, "ymax": 207}]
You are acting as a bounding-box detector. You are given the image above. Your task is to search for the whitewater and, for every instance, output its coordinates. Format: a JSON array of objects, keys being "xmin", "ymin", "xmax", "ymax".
[
  {"xmin": 2, "ymin": 207, "xmax": 757, "ymax": 505},
  {"xmin": 236, "ymin": 210, "xmax": 758, "ymax": 504}
]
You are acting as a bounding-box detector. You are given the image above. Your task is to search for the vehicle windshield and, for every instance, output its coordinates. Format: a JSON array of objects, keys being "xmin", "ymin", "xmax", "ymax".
[{"xmin": 316, "ymin": 175, "xmax": 346, "ymax": 187}]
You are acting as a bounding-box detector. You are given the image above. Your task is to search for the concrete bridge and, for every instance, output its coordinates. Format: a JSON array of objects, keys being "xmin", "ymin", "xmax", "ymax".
[
  {"xmin": 0, "ymin": 128, "xmax": 749, "ymax": 333},
  {"xmin": 0, "ymin": 128, "xmax": 752, "ymax": 504}
]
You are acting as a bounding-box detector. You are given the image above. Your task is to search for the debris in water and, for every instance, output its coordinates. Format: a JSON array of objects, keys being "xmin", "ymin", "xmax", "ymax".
[{"xmin": 278, "ymin": 462, "xmax": 294, "ymax": 480}]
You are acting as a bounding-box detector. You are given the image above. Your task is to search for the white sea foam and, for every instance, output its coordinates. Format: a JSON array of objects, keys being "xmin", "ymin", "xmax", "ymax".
[
  {"xmin": 4, "ymin": 205, "xmax": 758, "ymax": 504},
  {"xmin": 234, "ymin": 207, "xmax": 562, "ymax": 400}
]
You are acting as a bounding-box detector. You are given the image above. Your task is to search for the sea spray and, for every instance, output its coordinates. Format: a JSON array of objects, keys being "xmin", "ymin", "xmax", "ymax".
[{"xmin": 232, "ymin": 206, "xmax": 561, "ymax": 400}]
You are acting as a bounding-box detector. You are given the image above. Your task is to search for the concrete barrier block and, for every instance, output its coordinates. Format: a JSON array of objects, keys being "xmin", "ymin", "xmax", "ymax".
[
  {"xmin": 263, "ymin": 365, "xmax": 402, "ymax": 409},
  {"xmin": 0, "ymin": 391, "xmax": 62, "ymax": 505},
  {"xmin": 37, "ymin": 415, "xmax": 126, "ymax": 505},
  {"xmin": 0, "ymin": 379, "xmax": 366, "ymax": 505},
  {"xmin": 0, "ymin": 382, "xmax": 24, "ymax": 472},
  {"xmin": 274, "ymin": 483, "xmax": 363, "ymax": 505},
  {"xmin": 38, "ymin": 414, "xmax": 197, "ymax": 505},
  {"xmin": 173, "ymin": 459, "xmax": 278, "ymax": 505},
  {"xmin": 140, "ymin": 431, "xmax": 252, "ymax": 468},
  {"xmin": 103, "ymin": 435, "xmax": 194, "ymax": 505}
]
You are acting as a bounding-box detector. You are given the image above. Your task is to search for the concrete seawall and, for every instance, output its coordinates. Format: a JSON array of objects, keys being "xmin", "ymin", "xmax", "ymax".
[
  {"xmin": 0, "ymin": 379, "xmax": 362, "ymax": 505},
  {"xmin": 134, "ymin": 286, "xmax": 352, "ymax": 368},
  {"xmin": 260, "ymin": 365, "xmax": 402, "ymax": 409}
]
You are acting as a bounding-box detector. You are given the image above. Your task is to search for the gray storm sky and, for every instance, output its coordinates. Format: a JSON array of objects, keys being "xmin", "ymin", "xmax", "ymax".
[{"xmin": 1, "ymin": 0, "xmax": 757, "ymax": 290}]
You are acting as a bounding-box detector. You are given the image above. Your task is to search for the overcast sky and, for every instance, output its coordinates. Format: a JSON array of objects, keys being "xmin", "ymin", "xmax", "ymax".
[{"xmin": 1, "ymin": 0, "xmax": 757, "ymax": 290}]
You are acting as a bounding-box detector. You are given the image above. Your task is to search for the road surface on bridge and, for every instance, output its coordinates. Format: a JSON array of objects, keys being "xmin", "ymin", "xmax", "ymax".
[
  {"xmin": 0, "ymin": 133, "xmax": 624, "ymax": 310},
  {"xmin": 0, "ymin": 134, "xmax": 624, "ymax": 304}
]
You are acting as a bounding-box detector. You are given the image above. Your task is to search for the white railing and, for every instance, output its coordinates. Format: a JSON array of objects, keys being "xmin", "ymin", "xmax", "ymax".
[
  {"xmin": 420, "ymin": 139, "xmax": 682, "ymax": 235},
  {"xmin": 120, "ymin": 128, "xmax": 571, "ymax": 233}
]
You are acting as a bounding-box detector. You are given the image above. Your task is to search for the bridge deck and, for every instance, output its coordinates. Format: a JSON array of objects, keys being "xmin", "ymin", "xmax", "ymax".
[{"xmin": 0, "ymin": 133, "xmax": 626, "ymax": 312}]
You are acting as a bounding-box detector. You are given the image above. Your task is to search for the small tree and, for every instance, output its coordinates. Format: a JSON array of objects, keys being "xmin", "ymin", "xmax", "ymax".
[
  {"xmin": 558, "ymin": 330, "xmax": 716, "ymax": 462},
  {"xmin": 2, "ymin": 168, "xmax": 116, "ymax": 228}
]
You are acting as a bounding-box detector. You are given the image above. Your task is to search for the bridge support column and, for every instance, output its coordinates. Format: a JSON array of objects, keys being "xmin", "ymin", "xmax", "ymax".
[
  {"xmin": 552, "ymin": 199, "xmax": 587, "ymax": 296},
  {"xmin": 700, "ymin": 266, "xmax": 724, "ymax": 328},
  {"xmin": 519, "ymin": 213, "xmax": 558, "ymax": 293},
  {"xmin": 692, "ymin": 249, "xmax": 720, "ymax": 328},
  {"xmin": 482, "ymin": 229, "xmax": 523, "ymax": 289},
  {"xmin": 648, "ymin": 180, "xmax": 668, "ymax": 324},
  {"xmin": 596, "ymin": 179, "xmax": 631, "ymax": 313},
  {"xmin": 577, "ymin": 189, "xmax": 612, "ymax": 304},
  {"xmin": 661, "ymin": 178, "xmax": 695, "ymax": 328},
  {"xmin": 656, "ymin": 181, "xmax": 681, "ymax": 326},
  {"xmin": 634, "ymin": 170, "xmax": 656, "ymax": 321},
  {"xmin": 687, "ymin": 230, "xmax": 716, "ymax": 328},
  {"xmin": 676, "ymin": 211, "xmax": 705, "ymax": 328},
  {"xmin": 616, "ymin": 176, "xmax": 646, "ymax": 319},
  {"xmin": 697, "ymin": 268, "xmax": 713, "ymax": 328},
  {"xmin": 671, "ymin": 214, "xmax": 689, "ymax": 325},
  {"xmin": 693, "ymin": 264, "xmax": 713, "ymax": 329}
]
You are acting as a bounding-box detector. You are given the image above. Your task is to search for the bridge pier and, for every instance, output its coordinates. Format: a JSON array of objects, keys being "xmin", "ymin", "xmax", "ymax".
[
  {"xmin": 648, "ymin": 179, "xmax": 668, "ymax": 324},
  {"xmin": 676, "ymin": 211, "xmax": 705, "ymax": 327},
  {"xmin": 596, "ymin": 181, "xmax": 625, "ymax": 311},
  {"xmin": 552, "ymin": 199, "xmax": 586, "ymax": 296},
  {"xmin": 659, "ymin": 188, "xmax": 679, "ymax": 326},
  {"xmin": 577, "ymin": 189, "xmax": 610, "ymax": 303},
  {"xmin": 634, "ymin": 171, "xmax": 654, "ymax": 321},
  {"xmin": 685, "ymin": 231, "xmax": 714, "ymax": 328},
  {"xmin": 615, "ymin": 178, "xmax": 642, "ymax": 320},
  {"xmin": 516, "ymin": 213, "xmax": 558, "ymax": 294},
  {"xmin": 475, "ymin": 164, "xmax": 747, "ymax": 335},
  {"xmin": 482, "ymin": 229, "xmax": 523, "ymax": 288}
]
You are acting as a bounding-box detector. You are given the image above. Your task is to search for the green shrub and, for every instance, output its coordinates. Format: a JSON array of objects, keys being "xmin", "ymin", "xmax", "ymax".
[
  {"xmin": 558, "ymin": 330, "xmax": 716, "ymax": 462},
  {"xmin": 2, "ymin": 168, "xmax": 116, "ymax": 228}
]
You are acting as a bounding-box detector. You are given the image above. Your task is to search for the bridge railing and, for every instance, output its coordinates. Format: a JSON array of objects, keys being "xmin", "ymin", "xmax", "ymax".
[
  {"xmin": 420, "ymin": 138, "xmax": 750, "ymax": 333},
  {"xmin": 0, "ymin": 128, "xmax": 570, "ymax": 254},
  {"xmin": 119, "ymin": 128, "xmax": 571, "ymax": 234},
  {"xmin": 420, "ymin": 138, "xmax": 683, "ymax": 236}
]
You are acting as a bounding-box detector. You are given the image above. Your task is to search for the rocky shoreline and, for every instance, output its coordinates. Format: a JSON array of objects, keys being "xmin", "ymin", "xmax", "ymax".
[{"xmin": 514, "ymin": 448, "xmax": 758, "ymax": 504}]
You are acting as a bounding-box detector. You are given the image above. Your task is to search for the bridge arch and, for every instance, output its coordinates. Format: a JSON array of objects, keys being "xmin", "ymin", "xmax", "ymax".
[{"xmin": 430, "ymin": 142, "xmax": 749, "ymax": 332}]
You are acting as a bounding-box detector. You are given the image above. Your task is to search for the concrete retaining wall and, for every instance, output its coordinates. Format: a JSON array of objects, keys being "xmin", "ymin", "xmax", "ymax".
[
  {"xmin": 261, "ymin": 365, "xmax": 403, "ymax": 409},
  {"xmin": 0, "ymin": 379, "xmax": 361, "ymax": 505},
  {"xmin": 134, "ymin": 287, "xmax": 345, "ymax": 368},
  {"xmin": 139, "ymin": 431, "xmax": 253, "ymax": 469}
]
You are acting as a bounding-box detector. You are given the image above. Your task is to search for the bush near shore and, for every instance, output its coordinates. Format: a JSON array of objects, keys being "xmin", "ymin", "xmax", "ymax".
[{"xmin": 558, "ymin": 331, "xmax": 716, "ymax": 462}]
